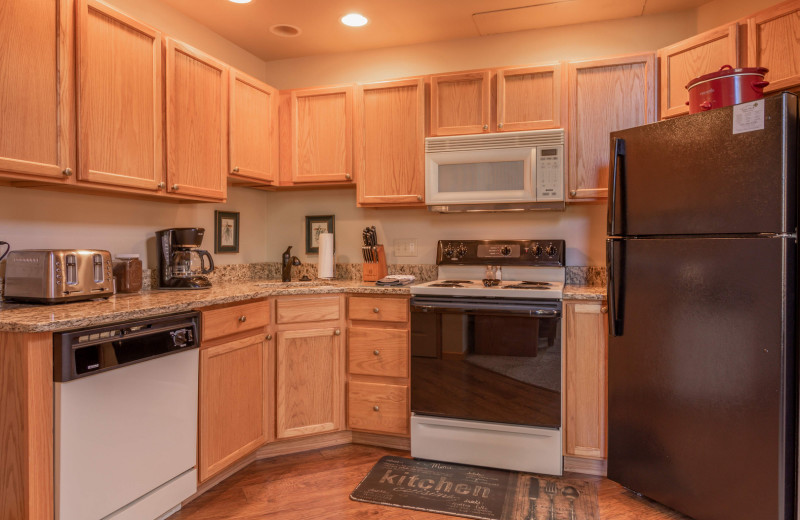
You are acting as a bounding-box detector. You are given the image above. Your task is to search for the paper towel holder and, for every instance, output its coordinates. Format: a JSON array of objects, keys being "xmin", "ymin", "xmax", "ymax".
[{"xmin": 362, "ymin": 245, "xmax": 388, "ymax": 282}]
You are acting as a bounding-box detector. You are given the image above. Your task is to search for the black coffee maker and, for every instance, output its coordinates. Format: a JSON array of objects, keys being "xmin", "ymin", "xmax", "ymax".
[{"xmin": 155, "ymin": 228, "xmax": 214, "ymax": 289}]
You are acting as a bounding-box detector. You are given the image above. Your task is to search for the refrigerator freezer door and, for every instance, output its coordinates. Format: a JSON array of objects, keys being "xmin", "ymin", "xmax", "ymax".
[
  {"xmin": 608, "ymin": 93, "xmax": 797, "ymax": 237},
  {"xmin": 607, "ymin": 236, "xmax": 795, "ymax": 520}
]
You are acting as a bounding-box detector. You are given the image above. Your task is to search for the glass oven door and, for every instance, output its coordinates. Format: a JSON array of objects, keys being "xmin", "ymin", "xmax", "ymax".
[{"xmin": 410, "ymin": 296, "xmax": 561, "ymax": 429}]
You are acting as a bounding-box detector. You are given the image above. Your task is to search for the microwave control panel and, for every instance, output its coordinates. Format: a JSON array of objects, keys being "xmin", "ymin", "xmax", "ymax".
[{"xmin": 535, "ymin": 146, "xmax": 564, "ymax": 201}]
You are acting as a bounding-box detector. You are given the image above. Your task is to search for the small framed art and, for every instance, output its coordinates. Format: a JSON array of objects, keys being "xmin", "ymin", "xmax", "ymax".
[
  {"xmin": 214, "ymin": 211, "xmax": 240, "ymax": 253},
  {"xmin": 305, "ymin": 215, "xmax": 334, "ymax": 254}
]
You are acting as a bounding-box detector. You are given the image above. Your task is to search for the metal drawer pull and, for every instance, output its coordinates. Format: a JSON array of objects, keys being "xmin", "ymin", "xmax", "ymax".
[
  {"xmin": 373, "ymin": 350, "xmax": 380, "ymax": 356},
  {"xmin": 373, "ymin": 405, "xmax": 380, "ymax": 412},
  {"xmin": 239, "ymin": 315, "xmax": 247, "ymax": 323},
  {"xmin": 63, "ymin": 168, "xmax": 73, "ymax": 176},
  {"xmin": 334, "ymin": 329, "xmax": 341, "ymax": 336},
  {"xmin": 601, "ymin": 306, "xmax": 608, "ymax": 314},
  {"xmin": 372, "ymin": 307, "xmax": 380, "ymax": 313},
  {"xmin": 266, "ymin": 333, "xmax": 272, "ymax": 340}
]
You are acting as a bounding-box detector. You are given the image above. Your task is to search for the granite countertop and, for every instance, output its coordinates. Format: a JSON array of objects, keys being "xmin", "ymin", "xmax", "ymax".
[
  {"xmin": 0, "ymin": 280, "xmax": 412, "ymax": 333},
  {"xmin": 563, "ymin": 284, "xmax": 606, "ymax": 301}
]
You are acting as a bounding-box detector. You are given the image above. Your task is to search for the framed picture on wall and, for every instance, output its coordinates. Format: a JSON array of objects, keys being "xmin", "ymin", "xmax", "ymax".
[
  {"xmin": 214, "ymin": 211, "xmax": 240, "ymax": 253},
  {"xmin": 305, "ymin": 215, "xmax": 334, "ymax": 254}
]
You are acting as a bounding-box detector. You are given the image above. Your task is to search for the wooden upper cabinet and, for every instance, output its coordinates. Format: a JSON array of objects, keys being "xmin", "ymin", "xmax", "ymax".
[
  {"xmin": 658, "ymin": 23, "xmax": 739, "ymax": 119},
  {"xmin": 76, "ymin": 0, "xmax": 163, "ymax": 191},
  {"xmin": 280, "ymin": 85, "xmax": 353, "ymax": 184},
  {"xmin": 229, "ymin": 70, "xmax": 278, "ymax": 184},
  {"xmin": 567, "ymin": 53, "xmax": 656, "ymax": 201},
  {"xmin": 497, "ymin": 64, "xmax": 562, "ymax": 131},
  {"xmin": 0, "ymin": 0, "xmax": 74, "ymax": 182},
  {"xmin": 355, "ymin": 78, "xmax": 426, "ymax": 206},
  {"xmin": 564, "ymin": 301, "xmax": 608, "ymax": 460},
  {"xmin": 747, "ymin": 0, "xmax": 800, "ymax": 93},
  {"xmin": 165, "ymin": 37, "xmax": 228, "ymax": 200},
  {"xmin": 430, "ymin": 71, "xmax": 491, "ymax": 136}
]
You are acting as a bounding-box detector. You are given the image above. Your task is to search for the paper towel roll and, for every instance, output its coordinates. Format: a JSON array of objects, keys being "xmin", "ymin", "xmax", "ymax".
[{"xmin": 318, "ymin": 233, "xmax": 335, "ymax": 279}]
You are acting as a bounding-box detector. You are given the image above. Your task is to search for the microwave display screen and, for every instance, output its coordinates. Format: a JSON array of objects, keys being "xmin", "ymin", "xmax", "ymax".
[
  {"xmin": 438, "ymin": 161, "xmax": 524, "ymax": 193},
  {"xmin": 541, "ymin": 149, "xmax": 558, "ymax": 156}
]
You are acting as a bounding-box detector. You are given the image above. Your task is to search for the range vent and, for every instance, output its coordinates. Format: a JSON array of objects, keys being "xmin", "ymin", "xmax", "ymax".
[{"xmin": 425, "ymin": 129, "xmax": 564, "ymax": 153}]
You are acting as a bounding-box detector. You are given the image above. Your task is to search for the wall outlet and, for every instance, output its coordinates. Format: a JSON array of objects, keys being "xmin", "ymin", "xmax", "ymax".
[{"xmin": 394, "ymin": 238, "xmax": 418, "ymax": 257}]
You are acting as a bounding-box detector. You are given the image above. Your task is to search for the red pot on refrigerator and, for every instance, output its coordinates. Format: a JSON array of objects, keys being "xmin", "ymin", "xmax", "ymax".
[{"xmin": 685, "ymin": 65, "xmax": 769, "ymax": 114}]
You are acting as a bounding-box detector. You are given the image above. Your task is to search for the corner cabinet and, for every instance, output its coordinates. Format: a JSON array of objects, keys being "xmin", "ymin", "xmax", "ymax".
[
  {"xmin": 747, "ymin": 0, "xmax": 800, "ymax": 93},
  {"xmin": 0, "ymin": 0, "xmax": 75, "ymax": 183},
  {"xmin": 278, "ymin": 85, "xmax": 354, "ymax": 185},
  {"xmin": 658, "ymin": 23, "xmax": 739, "ymax": 119},
  {"xmin": 198, "ymin": 300, "xmax": 270, "ymax": 483},
  {"xmin": 273, "ymin": 295, "xmax": 345, "ymax": 439},
  {"xmin": 165, "ymin": 37, "xmax": 228, "ymax": 201},
  {"xmin": 77, "ymin": 0, "xmax": 164, "ymax": 192},
  {"xmin": 566, "ymin": 53, "xmax": 656, "ymax": 201},
  {"xmin": 228, "ymin": 69, "xmax": 279, "ymax": 185},
  {"xmin": 563, "ymin": 300, "xmax": 608, "ymax": 462},
  {"xmin": 355, "ymin": 78, "xmax": 426, "ymax": 206}
]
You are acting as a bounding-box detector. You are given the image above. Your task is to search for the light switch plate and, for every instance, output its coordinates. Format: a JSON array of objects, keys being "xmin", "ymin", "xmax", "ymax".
[{"xmin": 394, "ymin": 238, "xmax": 418, "ymax": 257}]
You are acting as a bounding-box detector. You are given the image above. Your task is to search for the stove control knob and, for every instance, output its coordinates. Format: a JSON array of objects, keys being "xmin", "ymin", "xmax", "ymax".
[
  {"xmin": 530, "ymin": 244, "xmax": 542, "ymax": 257},
  {"xmin": 545, "ymin": 244, "xmax": 558, "ymax": 257},
  {"xmin": 456, "ymin": 244, "xmax": 468, "ymax": 258},
  {"xmin": 500, "ymin": 246, "xmax": 512, "ymax": 256}
]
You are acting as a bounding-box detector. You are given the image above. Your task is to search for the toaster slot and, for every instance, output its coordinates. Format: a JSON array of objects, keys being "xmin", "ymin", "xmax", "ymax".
[
  {"xmin": 93, "ymin": 254, "xmax": 104, "ymax": 283},
  {"xmin": 66, "ymin": 254, "xmax": 77, "ymax": 285}
]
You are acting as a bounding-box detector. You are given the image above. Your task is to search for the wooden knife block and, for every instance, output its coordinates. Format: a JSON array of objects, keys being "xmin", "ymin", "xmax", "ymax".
[{"xmin": 362, "ymin": 244, "xmax": 388, "ymax": 282}]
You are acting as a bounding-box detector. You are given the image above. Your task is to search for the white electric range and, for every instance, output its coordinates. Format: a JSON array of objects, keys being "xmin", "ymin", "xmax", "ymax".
[{"xmin": 409, "ymin": 239, "xmax": 565, "ymax": 475}]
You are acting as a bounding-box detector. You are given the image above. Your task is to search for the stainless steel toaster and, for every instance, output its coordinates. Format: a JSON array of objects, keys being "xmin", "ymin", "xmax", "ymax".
[{"xmin": 3, "ymin": 250, "xmax": 114, "ymax": 304}]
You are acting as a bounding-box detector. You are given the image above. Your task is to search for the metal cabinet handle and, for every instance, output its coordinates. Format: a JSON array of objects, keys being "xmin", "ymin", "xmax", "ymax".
[
  {"xmin": 498, "ymin": 123, "xmax": 504, "ymax": 129},
  {"xmin": 232, "ymin": 167, "xmax": 240, "ymax": 173},
  {"xmin": 266, "ymin": 333, "xmax": 273, "ymax": 340},
  {"xmin": 482, "ymin": 124, "xmax": 489, "ymax": 130},
  {"xmin": 600, "ymin": 306, "xmax": 608, "ymax": 314},
  {"xmin": 345, "ymin": 173, "xmax": 352, "ymax": 180},
  {"xmin": 157, "ymin": 182, "xmax": 165, "ymax": 189},
  {"xmin": 239, "ymin": 315, "xmax": 247, "ymax": 323},
  {"xmin": 172, "ymin": 184, "xmax": 179, "ymax": 191},
  {"xmin": 373, "ymin": 405, "xmax": 380, "ymax": 412},
  {"xmin": 416, "ymin": 195, "xmax": 423, "ymax": 201},
  {"xmin": 372, "ymin": 307, "xmax": 380, "ymax": 313},
  {"xmin": 373, "ymin": 349, "xmax": 380, "ymax": 356},
  {"xmin": 334, "ymin": 329, "xmax": 341, "ymax": 336},
  {"xmin": 63, "ymin": 168, "xmax": 72, "ymax": 177},
  {"xmin": 569, "ymin": 190, "xmax": 577, "ymax": 197}
]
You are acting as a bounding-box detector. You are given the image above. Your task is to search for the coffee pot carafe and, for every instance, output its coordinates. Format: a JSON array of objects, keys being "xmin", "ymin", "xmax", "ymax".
[{"xmin": 155, "ymin": 228, "xmax": 215, "ymax": 289}]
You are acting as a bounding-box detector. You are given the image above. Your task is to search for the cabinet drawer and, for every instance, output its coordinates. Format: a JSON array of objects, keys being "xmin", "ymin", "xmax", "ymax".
[
  {"xmin": 276, "ymin": 295, "xmax": 341, "ymax": 324},
  {"xmin": 201, "ymin": 300, "xmax": 269, "ymax": 343},
  {"xmin": 349, "ymin": 328, "xmax": 408, "ymax": 378},
  {"xmin": 348, "ymin": 296, "xmax": 408, "ymax": 322},
  {"xmin": 348, "ymin": 381, "xmax": 409, "ymax": 435}
]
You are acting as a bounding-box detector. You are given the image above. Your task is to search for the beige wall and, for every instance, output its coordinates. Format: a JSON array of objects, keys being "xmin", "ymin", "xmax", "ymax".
[{"xmin": 696, "ymin": 0, "xmax": 783, "ymax": 32}]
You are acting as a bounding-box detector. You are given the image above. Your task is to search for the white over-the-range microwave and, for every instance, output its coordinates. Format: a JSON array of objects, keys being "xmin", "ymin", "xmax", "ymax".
[{"xmin": 425, "ymin": 129, "xmax": 565, "ymax": 212}]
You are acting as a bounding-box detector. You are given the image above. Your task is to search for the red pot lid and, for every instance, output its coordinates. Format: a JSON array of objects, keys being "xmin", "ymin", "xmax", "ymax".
[{"xmin": 686, "ymin": 65, "xmax": 769, "ymax": 90}]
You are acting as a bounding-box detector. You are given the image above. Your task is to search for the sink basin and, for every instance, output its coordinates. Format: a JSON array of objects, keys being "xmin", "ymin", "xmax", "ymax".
[{"xmin": 256, "ymin": 281, "xmax": 334, "ymax": 288}]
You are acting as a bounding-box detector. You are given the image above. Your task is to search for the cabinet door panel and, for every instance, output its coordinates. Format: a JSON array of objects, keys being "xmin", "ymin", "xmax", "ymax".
[
  {"xmin": 275, "ymin": 328, "xmax": 343, "ymax": 438},
  {"xmin": 497, "ymin": 64, "xmax": 562, "ymax": 131},
  {"xmin": 229, "ymin": 70, "xmax": 278, "ymax": 183},
  {"xmin": 77, "ymin": 0, "xmax": 162, "ymax": 190},
  {"xmin": 658, "ymin": 23, "xmax": 738, "ymax": 119},
  {"xmin": 199, "ymin": 335, "xmax": 267, "ymax": 481},
  {"xmin": 166, "ymin": 38, "xmax": 228, "ymax": 200},
  {"xmin": 748, "ymin": 1, "xmax": 800, "ymax": 92},
  {"xmin": 355, "ymin": 78, "xmax": 425, "ymax": 205},
  {"xmin": 564, "ymin": 301, "xmax": 608, "ymax": 459},
  {"xmin": 430, "ymin": 71, "xmax": 491, "ymax": 136},
  {"xmin": 0, "ymin": 0, "xmax": 73, "ymax": 180},
  {"xmin": 567, "ymin": 53, "xmax": 656, "ymax": 201}
]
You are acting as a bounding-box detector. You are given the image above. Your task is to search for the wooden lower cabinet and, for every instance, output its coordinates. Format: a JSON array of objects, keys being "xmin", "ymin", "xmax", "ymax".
[
  {"xmin": 563, "ymin": 300, "xmax": 608, "ymax": 460},
  {"xmin": 199, "ymin": 332, "xmax": 268, "ymax": 482},
  {"xmin": 274, "ymin": 327, "xmax": 344, "ymax": 438}
]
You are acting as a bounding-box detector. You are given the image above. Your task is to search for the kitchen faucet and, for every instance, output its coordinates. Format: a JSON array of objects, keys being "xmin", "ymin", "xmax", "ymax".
[{"xmin": 281, "ymin": 246, "xmax": 301, "ymax": 282}]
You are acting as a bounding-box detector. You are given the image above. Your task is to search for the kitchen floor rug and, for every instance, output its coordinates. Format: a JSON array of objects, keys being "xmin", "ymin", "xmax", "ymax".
[{"xmin": 350, "ymin": 456, "xmax": 598, "ymax": 520}]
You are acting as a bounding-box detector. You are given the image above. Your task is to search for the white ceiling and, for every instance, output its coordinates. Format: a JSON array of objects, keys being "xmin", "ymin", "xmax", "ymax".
[{"xmin": 157, "ymin": 0, "xmax": 709, "ymax": 61}]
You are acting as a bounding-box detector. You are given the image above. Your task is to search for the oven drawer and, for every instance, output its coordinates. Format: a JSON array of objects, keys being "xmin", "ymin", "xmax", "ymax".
[
  {"xmin": 349, "ymin": 328, "xmax": 409, "ymax": 378},
  {"xmin": 348, "ymin": 381, "xmax": 409, "ymax": 435},
  {"xmin": 348, "ymin": 296, "xmax": 408, "ymax": 322}
]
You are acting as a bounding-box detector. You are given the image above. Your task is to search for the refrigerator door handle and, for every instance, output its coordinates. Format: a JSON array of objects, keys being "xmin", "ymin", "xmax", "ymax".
[
  {"xmin": 607, "ymin": 137, "xmax": 626, "ymax": 236},
  {"xmin": 606, "ymin": 238, "xmax": 622, "ymax": 337}
]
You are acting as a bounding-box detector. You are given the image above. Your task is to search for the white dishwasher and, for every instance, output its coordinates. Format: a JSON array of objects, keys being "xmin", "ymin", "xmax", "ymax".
[{"xmin": 53, "ymin": 312, "xmax": 200, "ymax": 520}]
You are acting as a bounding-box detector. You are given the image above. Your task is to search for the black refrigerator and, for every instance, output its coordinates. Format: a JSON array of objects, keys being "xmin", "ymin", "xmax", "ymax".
[{"xmin": 606, "ymin": 92, "xmax": 798, "ymax": 520}]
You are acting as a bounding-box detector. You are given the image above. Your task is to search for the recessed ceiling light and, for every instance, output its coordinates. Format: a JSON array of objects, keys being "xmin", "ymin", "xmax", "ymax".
[
  {"xmin": 270, "ymin": 24, "xmax": 302, "ymax": 37},
  {"xmin": 341, "ymin": 13, "xmax": 368, "ymax": 27},
  {"xmin": 228, "ymin": 0, "xmax": 251, "ymax": 3}
]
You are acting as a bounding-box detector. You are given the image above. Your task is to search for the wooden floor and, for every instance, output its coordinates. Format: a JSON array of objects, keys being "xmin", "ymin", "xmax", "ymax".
[{"xmin": 170, "ymin": 445, "xmax": 691, "ymax": 520}]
